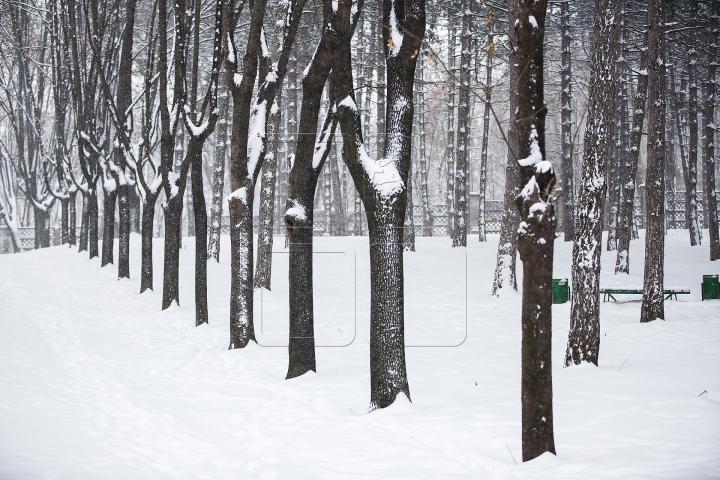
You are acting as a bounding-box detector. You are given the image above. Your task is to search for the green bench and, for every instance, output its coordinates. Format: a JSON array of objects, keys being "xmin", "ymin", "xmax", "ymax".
[{"xmin": 599, "ymin": 288, "xmax": 690, "ymax": 302}]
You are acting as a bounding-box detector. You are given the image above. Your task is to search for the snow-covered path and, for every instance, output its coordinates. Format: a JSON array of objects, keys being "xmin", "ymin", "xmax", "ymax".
[{"xmin": 0, "ymin": 231, "xmax": 718, "ymax": 479}]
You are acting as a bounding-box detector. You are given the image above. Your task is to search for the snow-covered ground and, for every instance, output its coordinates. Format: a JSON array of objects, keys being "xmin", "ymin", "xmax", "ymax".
[{"xmin": 1, "ymin": 230, "xmax": 718, "ymax": 479}]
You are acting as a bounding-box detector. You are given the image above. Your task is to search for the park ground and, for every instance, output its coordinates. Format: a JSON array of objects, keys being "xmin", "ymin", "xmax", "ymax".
[{"xmin": 0, "ymin": 230, "xmax": 719, "ymax": 479}]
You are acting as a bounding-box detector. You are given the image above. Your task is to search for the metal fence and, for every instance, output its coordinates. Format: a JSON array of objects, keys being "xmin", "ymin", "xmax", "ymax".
[{"xmin": 3, "ymin": 192, "xmax": 717, "ymax": 252}]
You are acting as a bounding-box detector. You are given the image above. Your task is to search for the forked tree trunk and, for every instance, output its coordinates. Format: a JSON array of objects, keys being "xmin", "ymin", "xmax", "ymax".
[
  {"xmin": 190, "ymin": 140, "xmax": 209, "ymax": 325},
  {"xmin": 286, "ymin": 6, "xmax": 337, "ymax": 378},
  {"xmin": 332, "ymin": 0, "xmax": 424, "ymax": 410},
  {"xmin": 566, "ymin": 0, "xmax": 620, "ymax": 365},
  {"xmin": 33, "ymin": 205, "xmax": 50, "ymax": 249},
  {"xmin": 640, "ymin": 0, "xmax": 665, "ymax": 323}
]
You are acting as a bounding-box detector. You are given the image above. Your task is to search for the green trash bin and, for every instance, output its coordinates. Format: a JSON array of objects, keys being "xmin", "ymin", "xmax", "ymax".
[
  {"xmin": 702, "ymin": 275, "xmax": 719, "ymax": 300},
  {"xmin": 553, "ymin": 279, "xmax": 569, "ymax": 304}
]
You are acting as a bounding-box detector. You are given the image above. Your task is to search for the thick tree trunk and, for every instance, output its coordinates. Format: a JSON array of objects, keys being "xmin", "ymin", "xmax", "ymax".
[
  {"xmin": 162, "ymin": 195, "xmax": 184, "ymax": 309},
  {"xmin": 512, "ymin": 0, "xmax": 556, "ymax": 460},
  {"xmin": 566, "ymin": 0, "xmax": 620, "ymax": 365},
  {"xmin": 329, "ymin": 149, "xmax": 346, "ymax": 236},
  {"xmin": 33, "ymin": 206, "xmax": 50, "ymax": 249},
  {"xmin": 640, "ymin": 0, "xmax": 665, "ymax": 323},
  {"xmin": 140, "ymin": 193, "xmax": 158, "ymax": 293},
  {"xmin": 101, "ymin": 185, "xmax": 116, "ymax": 267},
  {"xmin": 332, "ymin": 0, "xmax": 424, "ymax": 410},
  {"xmin": 615, "ymin": 32, "xmax": 648, "ymax": 274},
  {"xmin": 675, "ymin": 75, "xmax": 701, "ymax": 246}
]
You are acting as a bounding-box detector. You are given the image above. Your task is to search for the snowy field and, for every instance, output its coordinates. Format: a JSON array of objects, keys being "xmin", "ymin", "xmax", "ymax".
[{"xmin": 1, "ymin": 230, "xmax": 719, "ymax": 479}]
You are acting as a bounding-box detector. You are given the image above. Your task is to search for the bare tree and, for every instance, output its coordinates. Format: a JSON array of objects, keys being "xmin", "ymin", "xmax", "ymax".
[
  {"xmin": 639, "ymin": 0, "xmax": 665, "ymax": 323},
  {"xmin": 332, "ymin": 0, "xmax": 425, "ymax": 409},
  {"xmin": 565, "ymin": 0, "xmax": 621, "ymax": 366}
]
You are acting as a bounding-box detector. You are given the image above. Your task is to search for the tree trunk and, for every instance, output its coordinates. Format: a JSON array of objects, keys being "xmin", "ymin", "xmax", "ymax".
[
  {"xmin": 190, "ymin": 140, "xmax": 208, "ymax": 325},
  {"xmin": 88, "ymin": 189, "xmax": 99, "ymax": 259},
  {"xmin": 33, "ymin": 205, "xmax": 50, "ymax": 249},
  {"xmin": 478, "ymin": 25, "xmax": 492, "ymax": 243},
  {"xmin": 416, "ymin": 51, "xmax": 432, "ymax": 237},
  {"xmin": 640, "ymin": 0, "xmax": 666, "ymax": 323},
  {"xmin": 566, "ymin": 0, "xmax": 620, "ymax": 365},
  {"xmin": 404, "ymin": 163, "xmax": 415, "ymax": 251},
  {"xmin": 68, "ymin": 190, "xmax": 77, "ymax": 246},
  {"xmin": 702, "ymin": 0, "xmax": 719, "ymax": 260},
  {"xmin": 560, "ymin": 0, "xmax": 574, "ymax": 242},
  {"xmin": 452, "ymin": 0, "xmax": 470, "ymax": 248},
  {"xmin": 140, "ymin": 193, "xmax": 158, "ymax": 293},
  {"xmin": 254, "ymin": 102, "xmax": 280, "ymax": 290},
  {"xmin": 162, "ymin": 193, "xmax": 184, "ymax": 309},
  {"xmin": 615, "ymin": 31, "xmax": 648, "ymax": 274},
  {"xmin": 445, "ymin": 8, "xmax": 456, "ymax": 236},
  {"xmin": 330, "ymin": 148, "xmax": 346, "ymax": 236},
  {"xmin": 688, "ymin": 0, "xmax": 701, "ymax": 241},
  {"xmin": 118, "ymin": 183, "xmax": 131, "ymax": 278},
  {"xmin": 79, "ymin": 192, "xmax": 89, "ymax": 252},
  {"xmin": 285, "ymin": 6, "xmax": 337, "ymax": 378},
  {"xmin": 492, "ymin": 1, "xmax": 520, "ymax": 296},
  {"xmin": 101, "ymin": 183, "xmax": 116, "ymax": 267},
  {"xmin": 512, "ymin": 0, "xmax": 556, "ymax": 460},
  {"xmin": 208, "ymin": 89, "xmax": 230, "ymax": 262},
  {"xmin": 331, "ymin": 0, "xmax": 424, "ymax": 410}
]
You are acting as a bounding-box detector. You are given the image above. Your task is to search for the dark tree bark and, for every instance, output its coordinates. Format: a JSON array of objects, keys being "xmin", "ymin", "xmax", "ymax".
[
  {"xmin": 615, "ymin": 31, "xmax": 648, "ymax": 274},
  {"xmin": 640, "ymin": 0, "xmax": 666, "ymax": 323},
  {"xmin": 452, "ymin": 0, "xmax": 471, "ymax": 248},
  {"xmin": 101, "ymin": 180, "xmax": 117, "ymax": 267},
  {"xmin": 702, "ymin": 0, "xmax": 719, "ymax": 261},
  {"xmin": 332, "ymin": 0, "xmax": 424, "ymax": 410},
  {"xmin": 559, "ymin": 0, "xmax": 574, "ymax": 242},
  {"xmin": 403, "ymin": 162, "xmax": 415, "ymax": 251},
  {"xmin": 565, "ymin": 0, "xmax": 621, "ymax": 366},
  {"xmin": 285, "ymin": 2, "xmax": 338, "ymax": 378},
  {"xmin": 512, "ymin": 0, "xmax": 556, "ymax": 461}
]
